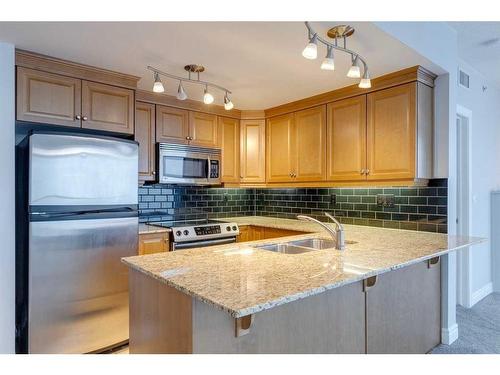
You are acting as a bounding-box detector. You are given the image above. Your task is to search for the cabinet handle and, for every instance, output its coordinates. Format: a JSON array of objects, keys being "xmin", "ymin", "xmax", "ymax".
[
  {"xmin": 360, "ymin": 169, "xmax": 366, "ymax": 175},
  {"xmin": 152, "ymin": 171, "xmax": 156, "ymax": 175},
  {"xmin": 363, "ymin": 275, "xmax": 377, "ymax": 292},
  {"xmin": 185, "ymin": 136, "xmax": 190, "ymax": 140},
  {"xmin": 293, "ymin": 173, "xmax": 297, "ymax": 178},
  {"xmin": 82, "ymin": 116, "xmax": 88, "ymax": 121},
  {"xmin": 75, "ymin": 115, "xmax": 82, "ymax": 120},
  {"xmin": 289, "ymin": 173, "xmax": 293, "ymax": 177},
  {"xmin": 365, "ymin": 169, "xmax": 370, "ymax": 175}
]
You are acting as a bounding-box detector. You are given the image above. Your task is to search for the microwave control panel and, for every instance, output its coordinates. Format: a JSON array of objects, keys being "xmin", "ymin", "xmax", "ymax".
[{"xmin": 210, "ymin": 160, "xmax": 219, "ymax": 178}]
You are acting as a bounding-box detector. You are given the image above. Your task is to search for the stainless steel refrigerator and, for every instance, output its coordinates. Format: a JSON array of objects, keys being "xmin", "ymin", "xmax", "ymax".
[{"xmin": 16, "ymin": 132, "xmax": 138, "ymax": 354}]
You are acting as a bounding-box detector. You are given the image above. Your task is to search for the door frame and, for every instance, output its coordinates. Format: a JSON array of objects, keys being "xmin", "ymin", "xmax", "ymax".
[{"xmin": 456, "ymin": 104, "xmax": 473, "ymax": 308}]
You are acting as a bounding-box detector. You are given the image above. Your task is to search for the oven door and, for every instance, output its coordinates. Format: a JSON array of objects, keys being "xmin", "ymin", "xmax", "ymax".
[
  {"xmin": 171, "ymin": 236, "xmax": 236, "ymax": 251},
  {"xmin": 158, "ymin": 144, "xmax": 221, "ymax": 185}
]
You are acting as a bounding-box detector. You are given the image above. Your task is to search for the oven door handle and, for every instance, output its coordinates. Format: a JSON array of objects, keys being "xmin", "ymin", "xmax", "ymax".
[{"xmin": 172, "ymin": 236, "xmax": 237, "ymax": 250}]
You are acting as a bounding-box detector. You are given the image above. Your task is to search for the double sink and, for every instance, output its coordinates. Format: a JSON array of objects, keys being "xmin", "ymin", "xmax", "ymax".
[{"xmin": 256, "ymin": 238, "xmax": 356, "ymax": 254}]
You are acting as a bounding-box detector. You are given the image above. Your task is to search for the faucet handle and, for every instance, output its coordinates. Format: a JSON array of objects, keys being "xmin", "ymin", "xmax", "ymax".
[{"xmin": 324, "ymin": 212, "xmax": 344, "ymax": 230}]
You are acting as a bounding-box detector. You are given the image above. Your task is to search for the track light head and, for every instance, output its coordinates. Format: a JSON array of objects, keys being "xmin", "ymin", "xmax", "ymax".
[
  {"xmin": 224, "ymin": 93, "xmax": 234, "ymax": 110},
  {"xmin": 302, "ymin": 33, "xmax": 318, "ymax": 60},
  {"xmin": 203, "ymin": 86, "xmax": 214, "ymax": 105},
  {"xmin": 176, "ymin": 81, "xmax": 187, "ymax": 100},
  {"xmin": 347, "ymin": 55, "xmax": 361, "ymax": 78},
  {"xmin": 358, "ymin": 70, "xmax": 371, "ymax": 89},
  {"xmin": 152, "ymin": 72, "xmax": 165, "ymax": 93},
  {"xmin": 320, "ymin": 46, "xmax": 335, "ymax": 71}
]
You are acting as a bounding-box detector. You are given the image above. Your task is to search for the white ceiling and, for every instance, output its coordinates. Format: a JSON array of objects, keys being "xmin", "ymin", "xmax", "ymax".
[
  {"xmin": 449, "ymin": 22, "xmax": 500, "ymax": 86},
  {"xmin": 0, "ymin": 22, "xmax": 441, "ymax": 109}
]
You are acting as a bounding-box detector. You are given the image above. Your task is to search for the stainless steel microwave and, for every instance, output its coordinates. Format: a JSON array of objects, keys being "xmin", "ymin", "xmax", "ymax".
[{"xmin": 157, "ymin": 143, "xmax": 221, "ymax": 185}]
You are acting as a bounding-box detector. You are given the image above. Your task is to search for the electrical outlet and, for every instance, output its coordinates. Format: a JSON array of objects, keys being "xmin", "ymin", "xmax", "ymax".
[
  {"xmin": 377, "ymin": 194, "xmax": 395, "ymax": 207},
  {"xmin": 330, "ymin": 194, "xmax": 336, "ymax": 205}
]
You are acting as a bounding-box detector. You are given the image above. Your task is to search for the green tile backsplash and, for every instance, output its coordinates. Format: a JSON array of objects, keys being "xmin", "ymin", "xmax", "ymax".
[{"xmin": 138, "ymin": 179, "xmax": 447, "ymax": 233}]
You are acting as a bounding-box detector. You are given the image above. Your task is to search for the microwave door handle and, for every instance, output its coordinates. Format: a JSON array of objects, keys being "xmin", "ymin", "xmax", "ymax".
[{"xmin": 207, "ymin": 157, "xmax": 211, "ymax": 181}]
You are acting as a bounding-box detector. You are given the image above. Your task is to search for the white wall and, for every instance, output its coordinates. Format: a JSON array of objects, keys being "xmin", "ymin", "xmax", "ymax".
[
  {"xmin": 456, "ymin": 60, "xmax": 500, "ymax": 298},
  {"xmin": 0, "ymin": 42, "xmax": 15, "ymax": 353}
]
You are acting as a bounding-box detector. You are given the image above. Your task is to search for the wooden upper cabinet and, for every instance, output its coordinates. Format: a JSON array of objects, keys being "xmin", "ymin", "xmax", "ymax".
[
  {"xmin": 294, "ymin": 106, "xmax": 326, "ymax": 182},
  {"xmin": 135, "ymin": 102, "xmax": 156, "ymax": 183},
  {"xmin": 219, "ymin": 117, "xmax": 240, "ymax": 183},
  {"xmin": 189, "ymin": 112, "xmax": 218, "ymax": 148},
  {"xmin": 366, "ymin": 83, "xmax": 416, "ymax": 180},
  {"xmin": 327, "ymin": 97, "xmax": 367, "ymax": 181},
  {"xmin": 17, "ymin": 67, "xmax": 81, "ymax": 127},
  {"xmin": 81, "ymin": 81, "xmax": 134, "ymax": 134},
  {"xmin": 266, "ymin": 113, "xmax": 294, "ymax": 182},
  {"xmin": 156, "ymin": 105, "xmax": 190, "ymax": 144},
  {"xmin": 240, "ymin": 119, "xmax": 266, "ymax": 183}
]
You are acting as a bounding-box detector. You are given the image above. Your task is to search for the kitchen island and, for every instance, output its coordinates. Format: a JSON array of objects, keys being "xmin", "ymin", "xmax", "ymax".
[{"xmin": 122, "ymin": 216, "xmax": 484, "ymax": 354}]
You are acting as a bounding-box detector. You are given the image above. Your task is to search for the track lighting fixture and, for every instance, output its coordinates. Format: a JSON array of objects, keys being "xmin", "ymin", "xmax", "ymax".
[
  {"xmin": 302, "ymin": 22, "xmax": 371, "ymax": 89},
  {"xmin": 152, "ymin": 72, "xmax": 165, "ymax": 93},
  {"xmin": 203, "ymin": 85, "xmax": 214, "ymax": 105},
  {"xmin": 320, "ymin": 46, "xmax": 335, "ymax": 71},
  {"xmin": 176, "ymin": 81, "xmax": 187, "ymax": 100},
  {"xmin": 224, "ymin": 92, "xmax": 234, "ymax": 110},
  {"xmin": 302, "ymin": 33, "xmax": 318, "ymax": 59},
  {"xmin": 148, "ymin": 64, "xmax": 234, "ymax": 110}
]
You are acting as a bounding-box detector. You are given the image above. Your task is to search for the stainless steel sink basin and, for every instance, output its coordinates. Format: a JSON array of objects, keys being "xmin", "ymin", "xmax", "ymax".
[
  {"xmin": 256, "ymin": 238, "xmax": 357, "ymax": 254},
  {"xmin": 256, "ymin": 243, "xmax": 315, "ymax": 254},
  {"xmin": 290, "ymin": 238, "xmax": 357, "ymax": 249}
]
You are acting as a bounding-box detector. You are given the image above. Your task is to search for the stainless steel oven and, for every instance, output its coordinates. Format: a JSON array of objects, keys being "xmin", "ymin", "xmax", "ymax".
[{"xmin": 158, "ymin": 143, "xmax": 221, "ymax": 185}]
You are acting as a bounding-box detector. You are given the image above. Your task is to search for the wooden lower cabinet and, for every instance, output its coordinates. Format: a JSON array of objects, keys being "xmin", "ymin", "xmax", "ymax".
[
  {"xmin": 237, "ymin": 225, "xmax": 307, "ymax": 242},
  {"xmin": 138, "ymin": 232, "xmax": 170, "ymax": 255},
  {"xmin": 365, "ymin": 258, "xmax": 441, "ymax": 353}
]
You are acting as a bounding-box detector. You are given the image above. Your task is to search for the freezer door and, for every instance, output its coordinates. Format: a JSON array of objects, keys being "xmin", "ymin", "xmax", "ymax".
[
  {"xmin": 28, "ymin": 216, "xmax": 138, "ymax": 354},
  {"xmin": 29, "ymin": 133, "xmax": 138, "ymax": 206}
]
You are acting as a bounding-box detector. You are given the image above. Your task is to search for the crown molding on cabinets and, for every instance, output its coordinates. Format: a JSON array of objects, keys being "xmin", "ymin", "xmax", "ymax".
[
  {"xmin": 264, "ymin": 66, "xmax": 437, "ymax": 118},
  {"xmin": 240, "ymin": 110, "xmax": 266, "ymax": 120},
  {"xmin": 136, "ymin": 89, "xmax": 241, "ymax": 119},
  {"xmin": 15, "ymin": 49, "xmax": 140, "ymax": 90}
]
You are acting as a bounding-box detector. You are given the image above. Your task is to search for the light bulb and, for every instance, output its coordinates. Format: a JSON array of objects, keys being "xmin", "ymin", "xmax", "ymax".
[
  {"xmin": 152, "ymin": 73, "xmax": 164, "ymax": 93},
  {"xmin": 320, "ymin": 46, "xmax": 335, "ymax": 70},
  {"xmin": 203, "ymin": 87, "xmax": 214, "ymax": 104},
  {"xmin": 347, "ymin": 56, "xmax": 361, "ymax": 78},
  {"xmin": 302, "ymin": 34, "xmax": 318, "ymax": 60},
  {"xmin": 176, "ymin": 81, "xmax": 187, "ymax": 100},
  {"xmin": 224, "ymin": 93, "xmax": 234, "ymax": 110},
  {"xmin": 358, "ymin": 70, "xmax": 371, "ymax": 88}
]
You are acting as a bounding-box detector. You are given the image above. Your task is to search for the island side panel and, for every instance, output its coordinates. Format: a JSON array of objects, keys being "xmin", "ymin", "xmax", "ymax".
[
  {"xmin": 128, "ymin": 268, "xmax": 193, "ymax": 354},
  {"xmin": 366, "ymin": 259, "xmax": 441, "ymax": 353},
  {"xmin": 192, "ymin": 281, "xmax": 366, "ymax": 354}
]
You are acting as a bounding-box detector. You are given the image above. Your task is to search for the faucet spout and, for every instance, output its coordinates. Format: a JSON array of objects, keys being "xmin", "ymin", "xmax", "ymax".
[{"xmin": 296, "ymin": 214, "xmax": 345, "ymax": 250}]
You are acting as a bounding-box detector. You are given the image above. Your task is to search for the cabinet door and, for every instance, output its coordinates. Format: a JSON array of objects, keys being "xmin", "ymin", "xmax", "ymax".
[
  {"xmin": 240, "ymin": 120, "xmax": 266, "ymax": 183},
  {"xmin": 366, "ymin": 259, "xmax": 441, "ymax": 353},
  {"xmin": 219, "ymin": 117, "xmax": 240, "ymax": 183},
  {"xmin": 135, "ymin": 102, "xmax": 156, "ymax": 183},
  {"xmin": 81, "ymin": 81, "xmax": 134, "ymax": 134},
  {"xmin": 236, "ymin": 226, "xmax": 250, "ymax": 243},
  {"xmin": 266, "ymin": 114, "xmax": 294, "ymax": 182},
  {"xmin": 366, "ymin": 83, "xmax": 416, "ymax": 180},
  {"xmin": 138, "ymin": 233, "xmax": 169, "ymax": 255},
  {"xmin": 189, "ymin": 112, "xmax": 218, "ymax": 148},
  {"xmin": 327, "ymin": 96, "xmax": 367, "ymax": 181},
  {"xmin": 156, "ymin": 106, "xmax": 190, "ymax": 144},
  {"xmin": 17, "ymin": 67, "xmax": 81, "ymax": 127},
  {"xmin": 294, "ymin": 106, "xmax": 327, "ymax": 182}
]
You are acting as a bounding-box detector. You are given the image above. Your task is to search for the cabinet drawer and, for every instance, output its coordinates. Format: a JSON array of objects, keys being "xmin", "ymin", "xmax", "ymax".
[{"xmin": 138, "ymin": 232, "xmax": 170, "ymax": 255}]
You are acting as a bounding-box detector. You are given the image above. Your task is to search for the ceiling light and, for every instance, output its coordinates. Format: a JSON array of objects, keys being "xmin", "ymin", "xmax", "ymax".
[
  {"xmin": 302, "ymin": 33, "xmax": 318, "ymax": 60},
  {"xmin": 224, "ymin": 93, "xmax": 234, "ymax": 110},
  {"xmin": 203, "ymin": 86, "xmax": 214, "ymax": 105},
  {"xmin": 152, "ymin": 72, "xmax": 164, "ymax": 93},
  {"xmin": 359, "ymin": 70, "xmax": 371, "ymax": 89},
  {"xmin": 320, "ymin": 46, "xmax": 335, "ymax": 71},
  {"xmin": 176, "ymin": 81, "xmax": 187, "ymax": 100},
  {"xmin": 347, "ymin": 55, "xmax": 361, "ymax": 78}
]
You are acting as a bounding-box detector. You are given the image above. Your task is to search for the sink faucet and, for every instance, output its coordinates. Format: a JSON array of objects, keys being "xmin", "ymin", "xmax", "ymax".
[{"xmin": 296, "ymin": 212, "xmax": 345, "ymax": 250}]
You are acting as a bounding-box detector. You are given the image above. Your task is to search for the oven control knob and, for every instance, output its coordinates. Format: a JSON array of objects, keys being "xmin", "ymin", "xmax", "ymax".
[
  {"xmin": 183, "ymin": 230, "xmax": 189, "ymax": 236},
  {"xmin": 226, "ymin": 226, "xmax": 231, "ymax": 231},
  {"xmin": 232, "ymin": 226, "xmax": 237, "ymax": 231},
  {"xmin": 175, "ymin": 230, "xmax": 182, "ymax": 236}
]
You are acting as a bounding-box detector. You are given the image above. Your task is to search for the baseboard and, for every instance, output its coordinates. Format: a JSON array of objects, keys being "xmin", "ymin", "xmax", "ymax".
[
  {"xmin": 441, "ymin": 323, "xmax": 459, "ymax": 345},
  {"xmin": 470, "ymin": 282, "xmax": 493, "ymax": 307}
]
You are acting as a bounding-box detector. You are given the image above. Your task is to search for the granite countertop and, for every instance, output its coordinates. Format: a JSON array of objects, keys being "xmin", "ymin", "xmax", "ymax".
[
  {"xmin": 124, "ymin": 216, "xmax": 485, "ymax": 318},
  {"xmin": 138, "ymin": 223, "xmax": 170, "ymax": 234}
]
